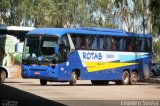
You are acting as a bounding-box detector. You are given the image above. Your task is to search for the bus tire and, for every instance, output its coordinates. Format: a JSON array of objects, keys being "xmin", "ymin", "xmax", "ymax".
[
  {"xmin": 122, "ymin": 71, "xmax": 130, "ymax": 85},
  {"xmin": 116, "ymin": 71, "xmax": 129, "ymax": 85},
  {"xmin": 0, "ymin": 70, "xmax": 7, "ymax": 83},
  {"xmin": 69, "ymin": 71, "xmax": 77, "ymax": 86},
  {"xmin": 129, "ymin": 71, "xmax": 138, "ymax": 85},
  {"xmin": 40, "ymin": 79, "xmax": 47, "ymax": 85},
  {"xmin": 91, "ymin": 80, "xmax": 109, "ymax": 85}
]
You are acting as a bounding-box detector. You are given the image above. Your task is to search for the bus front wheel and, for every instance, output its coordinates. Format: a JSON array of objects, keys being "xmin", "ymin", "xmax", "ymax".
[
  {"xmin": 129, "ymin": 72, "xmax": 138, "ymax": 85},
  {"xmin": 0, "ymin": 70, "xmax": 7, "ymax": 83},
  {"xmin": 40, "ymin": 79, "xmax": 47, "ymax": 85},
  {"xmin": 69, "ymin": 71, "xmax": 77, "ymax": 86}
]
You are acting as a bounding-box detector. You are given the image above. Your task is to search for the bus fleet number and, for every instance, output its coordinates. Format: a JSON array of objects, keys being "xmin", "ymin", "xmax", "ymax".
[{"xmin": 106, "ymin": 54, "xmax": 114, "ymax": 58}]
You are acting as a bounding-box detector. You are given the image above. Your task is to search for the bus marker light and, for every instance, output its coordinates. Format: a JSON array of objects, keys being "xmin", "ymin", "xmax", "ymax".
[{"xmin": 34, "ymin": 72, "xmax": 40, "ymax": 75}]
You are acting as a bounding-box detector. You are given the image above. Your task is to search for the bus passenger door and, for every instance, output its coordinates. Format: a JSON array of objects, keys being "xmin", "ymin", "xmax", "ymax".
[{"xmin": 58, "ymin": 34, "xmax": 75, "ymax": 62}]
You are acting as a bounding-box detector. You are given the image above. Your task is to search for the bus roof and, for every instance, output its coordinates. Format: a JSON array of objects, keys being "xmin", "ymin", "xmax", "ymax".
[
  {"xmin": 0, "ymin": 26, "xmax": 35, "ymax": 31},
  {"xmin": 126, "ymin": 32, "xmax": 151, "ymax": 38},
  {"xmin": 27, "ymin": 27, "xmax": 151, "ymax": 38}
]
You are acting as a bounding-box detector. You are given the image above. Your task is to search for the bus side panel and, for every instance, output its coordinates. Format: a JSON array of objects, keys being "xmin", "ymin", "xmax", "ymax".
[
  {"xmin": 79, "ymin": 63, "xmax": 138, "ymax": 80},
  {"xmin": 56, "ymin": 51, "xmax": 84, "ymax": 80},
  {"xmin": 57, "ymin": 51, "xmax": 138, "ymax": 81},
  {"xmin": 137, "ymin": 54, "xmax": 151, "ymax": 80},
  {"xmin": 56, "ymin": 51, "xmax": 151, "ymax": 81},
  {"xmin": 136, "ymin": 53, "xmax": 151, "ymax": 80},
  {"xmin": 56, "ymin": 62, "xmax": 84, "ymax": 80}
]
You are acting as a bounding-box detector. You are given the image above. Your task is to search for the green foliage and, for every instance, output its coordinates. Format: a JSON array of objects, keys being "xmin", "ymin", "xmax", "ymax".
[
  {"xmin": 0, "ymin": 0, "xmax": 116, "ymax": 28},
  {"xmin": 0, "ymin": 0, "xmax": 159, "ymax": 34},
  {"xmin": 1, "ymin": 0, "xmax": 160, "ymax": 61},
  {"xmin": 0, "ymin": 0, "xmax": 10, "ymax": 25},
  {"xmin": 149, "ymin": 0, "xmax": 160, "ymax": 61},
  {"xmin": 149, "ymin": 0, "xmax": 160, "ymax": 34},
  {"xmin": 152, "ymin": 40, "xmax": 160, "ymax": 62}
]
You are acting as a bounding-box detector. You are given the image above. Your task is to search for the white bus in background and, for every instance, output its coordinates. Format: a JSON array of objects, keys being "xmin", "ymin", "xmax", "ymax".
[{"xmin": 0, "ymin": 25, "xmax": 35, "ymax": 83}]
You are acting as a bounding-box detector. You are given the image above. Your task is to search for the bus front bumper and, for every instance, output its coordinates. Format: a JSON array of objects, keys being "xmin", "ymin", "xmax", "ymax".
[{"xmin": 21, "ymin": 64, "xmax": 59, "ymax": 80}]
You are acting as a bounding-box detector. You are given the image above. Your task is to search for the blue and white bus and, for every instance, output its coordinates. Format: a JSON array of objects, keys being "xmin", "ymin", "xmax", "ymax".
[{"xmin": 22, "ymin": 27, "xmax": 152, "ymax": 85}]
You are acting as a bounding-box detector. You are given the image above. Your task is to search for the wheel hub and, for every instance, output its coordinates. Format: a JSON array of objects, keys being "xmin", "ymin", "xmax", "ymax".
[{"xmin": 131, "ymin": 74, "xmax": 137, "ymax": 82}]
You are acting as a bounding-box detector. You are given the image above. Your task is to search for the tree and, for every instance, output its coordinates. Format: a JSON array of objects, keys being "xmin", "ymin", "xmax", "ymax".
[
  {"xmin": 149, "ymin": 0, "xmax": 160, "ymax": 62},
  {"xmin": 149, "ymin": 0, "xmax": 160, "ymax": 35},
  {"xmin": 0, "ymin": 0, "xmax": 10, "ymax": 25},
  {"xmin": 114, "ymin": 0, "xmax": 132, "ymax": 31}
]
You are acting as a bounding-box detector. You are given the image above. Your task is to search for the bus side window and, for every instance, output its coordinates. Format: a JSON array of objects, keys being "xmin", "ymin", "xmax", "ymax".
[
  {"xmin": 116, "ymin": 37, "xmax": 124, "ymax": 51},
  {"xmin": 77, "ymin": 36, "xmax": 80, "ymax": 49},
  {"xmin": 140, "ymin": 39, "xmax": 144, "ymax": 52},
  {"xmin": 111, "ymin": 37, "xmax": 117, "ymax": 51},
  {"xmin": 136, "ymin": 38, "xmax": 151, "ymax": 52},
  {"xmin": 119, "ymin": 38, "xmax": 124, "ymax": 51},
  {"xmin": 123, "ymin": 37, "xmax": 126, "ymax": 51},
  {"xmin": 105, "ymin": 36, "xmax": 112, "ymax": 51},
  {"xmin": 144, "ymin": 39, "xmax": 151, "ymax": 52},
  {"xmin": 86, "ymin": 35, "xmax": 94, "ymax": 49},
  {"xmin": 126, "ymin": 38, "xmax": 132, "ymax": 51},
  {"xmin": 123, "ymin": 38, "xmax": 126, "ymax": 51},
  {"xmin": 147, "ymin": 39, "xmax": 151, "ymax": 52},
  {"xmin": 92, "ymin": 36, "xmax": 97, "ymax": 49},
  {"xmin": 136, "ymin": 39, "xmax": 141, "ymax": 52},
  {"xmin": 99, "ymin": 36, "xmax": 104, "ymax": 50},
  {"xmin": 78, "ymin": 35, "xmax": 86, "ymax": 49},
  {"xmin": 96, "ymin": 36, "xmax": 100, "ymax": 49},
  {"xmin": 59, "ymin": 35, "xmax": 70, "ymax": 61},
  {"xmin": 96, "ymin": 36, "xmax": 99, "ymax": 49},
  {"xmin": 144, "ymin": 39, "xmax": 149, "ymax": 52}
]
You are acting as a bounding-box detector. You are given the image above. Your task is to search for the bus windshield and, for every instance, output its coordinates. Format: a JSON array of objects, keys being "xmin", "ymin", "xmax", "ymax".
[{"xmin": 22, "ymin": 35, "xmax": 59, "ymax": 63}]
